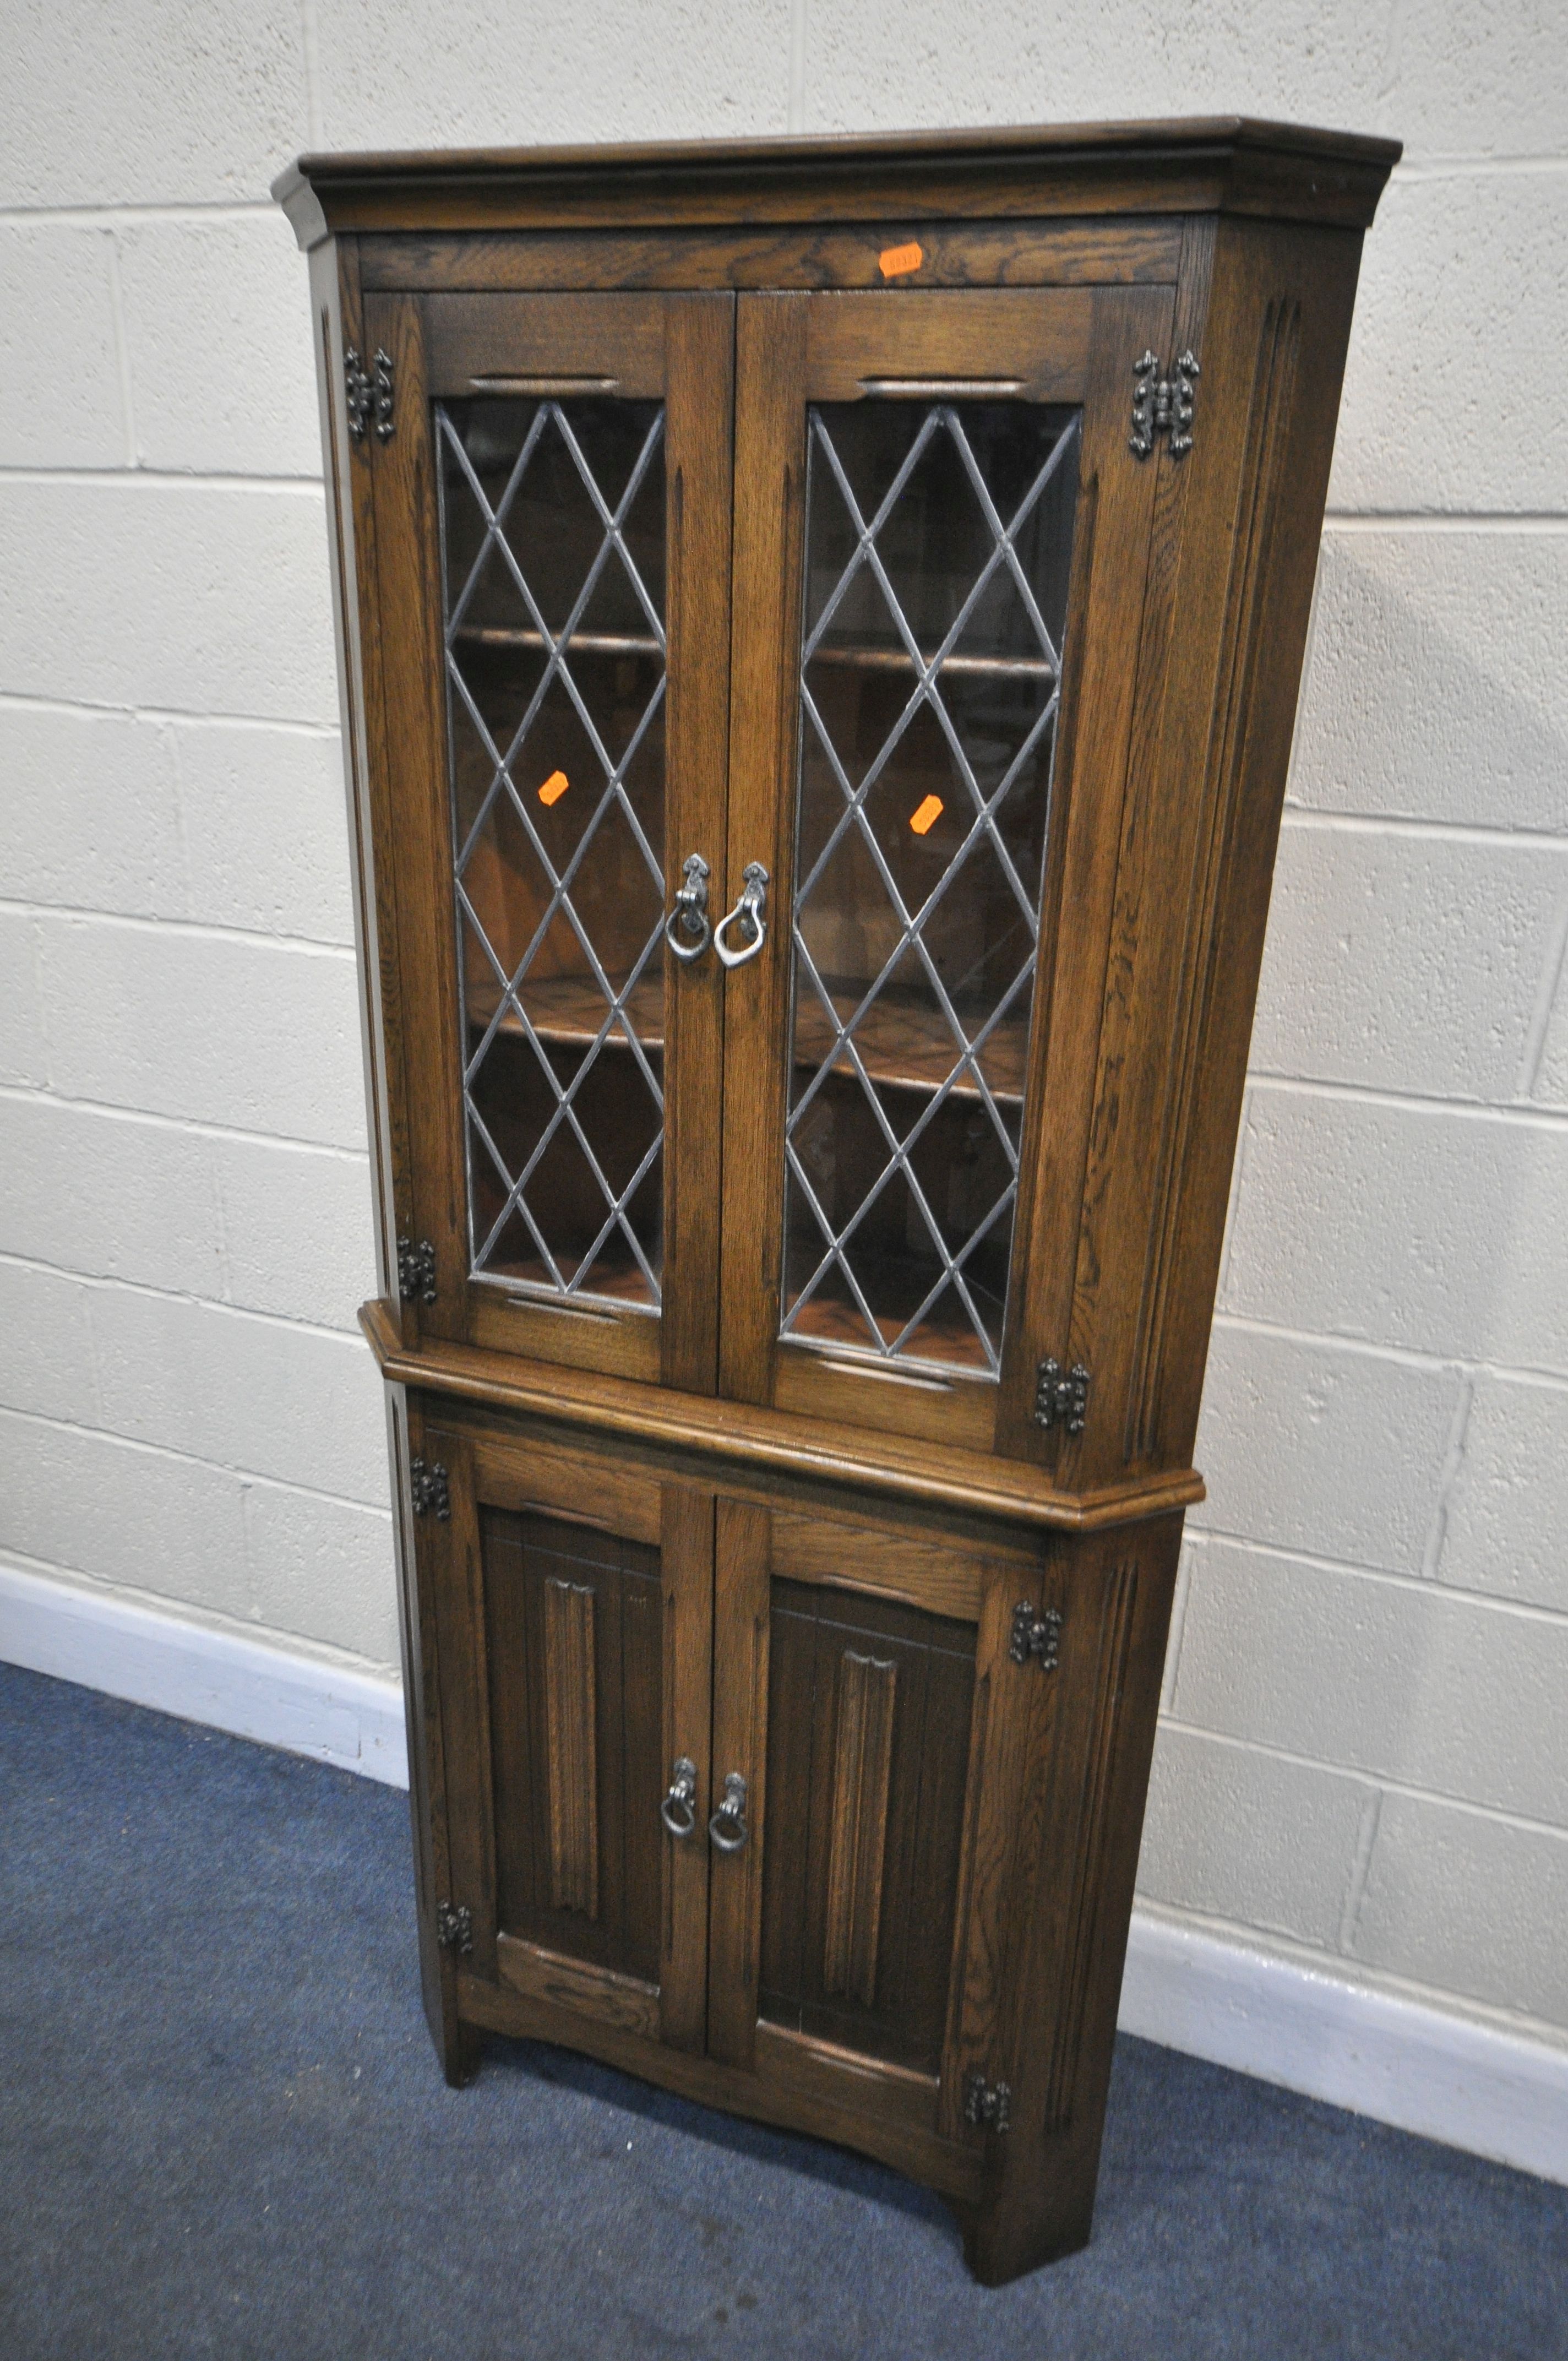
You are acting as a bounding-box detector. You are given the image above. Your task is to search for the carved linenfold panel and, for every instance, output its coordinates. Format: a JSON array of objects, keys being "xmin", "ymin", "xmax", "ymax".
[
  {"xmin": 823, "ymin": 1650, "xmax": 899, "ymax": 2005},
  {"xmin": 543, "ymin": 1577, "xmax": 600, "ymax": 1918},
  {"xmin": 1043, "ymin": 1559, "xmax": 1137, "ymax": 2129},
  {"xmin": 760, "ymin": 1580, "xmax": 974, "ymax": 2073},
  {"xmin": 1127, "ymin": 297, "xmax": 1301, "ymax": 1465},
  {"xmin": 483, "ymin": 1506, "xmax": 662, "ymax": 1981}
]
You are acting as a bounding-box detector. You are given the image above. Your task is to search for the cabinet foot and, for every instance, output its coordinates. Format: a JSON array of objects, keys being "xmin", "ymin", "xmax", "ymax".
[
  {"xmin": 952, "ymin": 2142, "xmax": 1098, "ymax": 2286},
  {"xmin": 443, "ymin": 2016, "xmax": 485, "ymax": 2090}
]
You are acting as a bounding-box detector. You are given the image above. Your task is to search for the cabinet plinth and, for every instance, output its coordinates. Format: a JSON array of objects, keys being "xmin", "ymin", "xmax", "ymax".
[{"xmin": 280, "ymin": 116, "xmax": 1395, "ymax": 2283}]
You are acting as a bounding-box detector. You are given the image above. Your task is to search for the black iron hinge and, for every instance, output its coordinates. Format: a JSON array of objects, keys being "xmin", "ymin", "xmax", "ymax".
[
  {"xmin": 345, "ymin": 344, "xmax": 395, "ymax": 444},
  {"xmin": 409, "ymin": 1457, "xmax": 450, "ymax": 1521},
  {"xmin": 1009, "ymin": 1601, "xmax": 1063, "ymax": 1673},
  {"xmin": 1130, "ymin": 349, "xmax": 1199, "ymax": 460},
  {"xmin": 397, "ymin": 1235, "xmax": 437, "ymax": 1304},
  {"xmin": 963, "ymin": 2073, "xmax": 1012, "ymax": 2135},
  {"xmin": 1035, "ymin": 1357, "xmax": 1090, "ymax": 1435},
  {"xmin": 436, "ymin": 1901, "xmax": 473, "ymax": 1955}
]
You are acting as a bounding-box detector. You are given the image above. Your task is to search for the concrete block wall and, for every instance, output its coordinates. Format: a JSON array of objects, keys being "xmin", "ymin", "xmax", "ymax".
[{"xmin": 2, "ymin": 2, "xmax": 1565, "ymax": 2075}]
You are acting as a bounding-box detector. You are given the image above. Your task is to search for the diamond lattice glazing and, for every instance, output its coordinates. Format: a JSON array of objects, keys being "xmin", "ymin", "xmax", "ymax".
[
  {"xmin": 781, "ymin": 401, "xmax": 1081, "ymax": 1376},
  {"xmin": 437, "ymin": 396, "xmax": 669, "ymax": 1308}
]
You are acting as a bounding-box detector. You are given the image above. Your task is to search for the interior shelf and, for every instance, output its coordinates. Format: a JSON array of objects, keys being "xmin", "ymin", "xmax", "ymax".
[
  {"xmin": 452, "ymin": 626, "xmax": 662, "ymax": 660},
  {"xmin": 467, "ymin": 973, "xmax": 665, "ymax": 1056},
  {"xmin": 808, "ymin": 644, "xmax": 1054, "ymax": 681},
  {"xmin": 451, "ymin": 625, "xmax": 1050, "ymax": 682},
  {"xmin": 780, "ymin": 1290, "xmax": 997, "ymax": 1372},
  {"xmin": 466, "ymin": 976, "xmax": 1027, "ymax": 1105}
]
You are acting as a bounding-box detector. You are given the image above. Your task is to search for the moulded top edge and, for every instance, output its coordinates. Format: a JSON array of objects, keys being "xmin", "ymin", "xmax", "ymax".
[{"xmin": 272, "ymin": 116, "xmax": 1401, "ymax": 247}]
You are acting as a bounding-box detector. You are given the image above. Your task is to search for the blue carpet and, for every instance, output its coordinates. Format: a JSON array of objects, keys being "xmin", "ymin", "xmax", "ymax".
[{"xmin": 1, "ymin": 1660, "xmax": 1562, "ymax": 2360}]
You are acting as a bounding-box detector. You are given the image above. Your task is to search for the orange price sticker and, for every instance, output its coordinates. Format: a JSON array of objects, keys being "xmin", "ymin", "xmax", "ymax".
[
  {"xmin": 878, "ymin": 239, "xmax": 923, "ymax": 281},
  {"xmin": 909, "ymin": 793, "xmax": 944, "ymax": 836},
  {"xmin": 538, "ymin": 770, "xmax": 569, "ymax": 807}
]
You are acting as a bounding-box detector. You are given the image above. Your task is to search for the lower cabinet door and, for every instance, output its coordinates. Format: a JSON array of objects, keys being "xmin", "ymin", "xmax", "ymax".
[
  {"xmin": 417, "ymin": 1415, "xmax": 714, "ymax": 2054},
  {"xmin": 706, "ymin": 1493, "xmax": 1051, "ymax": 2178}
]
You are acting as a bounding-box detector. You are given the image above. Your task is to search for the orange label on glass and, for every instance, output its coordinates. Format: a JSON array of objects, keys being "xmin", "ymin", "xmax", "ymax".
[
  {"xmin": 878, "ymin": 239, "xmax": 923, "ymax": 280},
  {"xmin": 538, "ymin": 770, "xmax": 569, "ymax": 807},
  {"xmin": 909, "ymin": 793, "xmax": 944, "ymax": 836}
]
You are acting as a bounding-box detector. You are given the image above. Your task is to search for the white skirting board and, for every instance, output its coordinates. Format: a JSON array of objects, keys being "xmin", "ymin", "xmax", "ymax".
[
  {"xmin": 3, "ymin": 1555, "xmax": 1564, "ymax": 2187},
  {"xmin": 0, "ymin": 1558, "xmax": 407, "ymax": 1788},
  {"xmin": 1119, "ymin": 1910, "xmax": 1568, "ymax": 2188}
]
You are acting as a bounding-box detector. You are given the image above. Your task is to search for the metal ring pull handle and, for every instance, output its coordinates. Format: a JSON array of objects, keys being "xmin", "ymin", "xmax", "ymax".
[
  {"xmin": 663, "ymin": 853, "xmax": 712, "ymax": 964},
  {"xmin": 708, "ymin": 1770, "xmax": 749, "ymax": 1853},
  {"xmin": 660, "ymin": 1756, "xmax": 698, "ymax": 1838},
  {"xmin": 713, "ymin": 863, "xmax": 770, "ymax": 971}
]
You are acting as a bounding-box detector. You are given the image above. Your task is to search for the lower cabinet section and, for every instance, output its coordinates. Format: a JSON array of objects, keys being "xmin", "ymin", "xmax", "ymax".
[{"xmin": 398, "ymin": 1390, "xmax": 1182, "ymax": 2284}]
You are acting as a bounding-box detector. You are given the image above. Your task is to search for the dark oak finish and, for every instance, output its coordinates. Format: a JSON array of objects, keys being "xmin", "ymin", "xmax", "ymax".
[
  {"xmin": 364, "ymin": 286, "xmax": 733, "ymax": 1391},
  {"xmin": 760, "ymin": 1579, "xmax": 976, "ymax": 2071},
  {"xmin": 823, "ymin": 1647, "xmax": 897, "ymax": 2008},
  {"xmin": 284, "ymin": 120, "xmax": 1393, "ymax": 2285},
  {"xmin": 359, "ymin": 219, "xmax": 1185, "ymax": 295},
  {"xmin": 275, "ymin": 118, "xmax": 1399, "ymax": 246}
]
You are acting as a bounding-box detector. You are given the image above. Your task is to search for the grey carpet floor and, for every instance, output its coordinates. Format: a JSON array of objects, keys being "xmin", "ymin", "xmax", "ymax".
[{"xmin": 1, "ymin": 1659, "xmax": 1563, "ymax": 2360}]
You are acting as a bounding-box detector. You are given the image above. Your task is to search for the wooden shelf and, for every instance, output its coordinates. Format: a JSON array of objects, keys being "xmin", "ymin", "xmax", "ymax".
[
  {"xmin": 809, "ymin": 644, "xmax": 1054, "ymax": 682},
  {"xmin": 783, "ymin": 1290, "xmax": 997, "ymax": 1374},
  {"xmin": 792, "ymin": 988, "xmax": 1027, "ymax": 1105},
  {"xmin": 451, "ymin": 626, "xmax": 1052, "ymax": 684},
  {"xmin": 478, "ymin": 1249, "xmax": 657, "ymax": 1309},
  {"xmin": 467, "ymin": 972, "xmax": 665, "ymax": 1053},
  {"xmin": 467, "ymin": 976, "xmax": 1026, "ymax": 1105},
  {"xmin": 453, "ymin": 625, "xmax": 662, "ymax": 660}
]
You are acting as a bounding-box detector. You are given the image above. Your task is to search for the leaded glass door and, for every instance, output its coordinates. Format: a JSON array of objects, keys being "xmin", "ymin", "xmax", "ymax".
[
  {"xmin": 366, "ymin": 292, "xmax": 733, "ymax": 1391},
  {"xmin": 718, "ymin": 288, "xmax": 1172, "ymax": 1459}
]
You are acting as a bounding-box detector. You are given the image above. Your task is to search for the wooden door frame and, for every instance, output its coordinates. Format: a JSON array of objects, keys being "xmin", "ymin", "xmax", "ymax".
[
  {"xmin": 417, "ymin": 1408, "xmax": 716, "ymax": 2058},
  {"xmin": 705, "ymin": 1482, "xmax": 1039, "ymax": 2148},
  {"xmin": 716, "ymin": 284, "xmax": 1174, "ymax": 1468},
  {"xmin": 363, "ymin": 289, "xmax": 735, "ymax": 1395}
]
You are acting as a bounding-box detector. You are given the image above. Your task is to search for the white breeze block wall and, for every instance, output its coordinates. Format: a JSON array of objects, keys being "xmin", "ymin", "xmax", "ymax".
[{"xmin": 2, "ymin": 3, "xmax": 1565, "ymax": 2061}]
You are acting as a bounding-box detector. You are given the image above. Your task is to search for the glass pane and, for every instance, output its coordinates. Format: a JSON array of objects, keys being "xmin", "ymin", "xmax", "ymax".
[
  {"xmin": 782, "ymin": 399, "xmax": 1081, "ymax": 1377},
  {"xmin": 437, "ymin": 395, "xmax": 667, "ymax": 1311}
]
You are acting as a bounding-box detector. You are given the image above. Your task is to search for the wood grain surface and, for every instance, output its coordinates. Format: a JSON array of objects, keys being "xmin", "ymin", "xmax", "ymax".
[{"xmin": 543, "ymin": 1579, "xmax": 600, "ymax": 1917}]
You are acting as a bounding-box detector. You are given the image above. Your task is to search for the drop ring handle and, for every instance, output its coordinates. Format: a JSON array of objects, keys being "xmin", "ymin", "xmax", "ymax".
[
  {"xmin": 708, "ymin": 1771, "xmax": 749, "ymax": 1853},
  {"xmin": 664, "ymin": 853, "xmax": 712, "ymax": 964},
  {"xmin": 713, "ymin": 863, "xmax": 770, "ymax": 971},
  {"xmin": 660, "ymin": 1755, "xmax": 698, "ymax": 1838}
]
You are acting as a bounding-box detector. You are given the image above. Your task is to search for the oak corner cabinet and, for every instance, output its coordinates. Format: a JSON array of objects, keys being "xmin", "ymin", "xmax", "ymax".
[{"xmin": 276, "ymin": 118, "xmax": 1396, "ymax": 2284}]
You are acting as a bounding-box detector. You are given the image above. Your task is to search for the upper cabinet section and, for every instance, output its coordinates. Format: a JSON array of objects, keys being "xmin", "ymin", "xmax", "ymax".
[{"xmin": 287, "ymin": 123, "xmax": 1396, "ymax": 1497}]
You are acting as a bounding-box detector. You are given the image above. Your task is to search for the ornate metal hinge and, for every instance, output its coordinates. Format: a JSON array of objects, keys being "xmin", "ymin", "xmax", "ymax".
[
  {"xmin": 397, "ymin": 1235, "xmax": 437, "ymax": 1304},
  {"xmin": 409, "ymin": 1457, "xmax": 450, "ymax": 1521},
  {"xmin": 436, "ymin": 1901, "xmax": 473, "ymax": 1955},
  {"xmin": 1035, "ymin": 1357, "xmax": 1090, "ymax": 1435},
  {"xmin": 345, "ymin": 344, "xmax": 395, "ymax": 444},
  {"xmin": 1010, "ymin": 1601, "xmax": 1063, "ymax": 1672},
  {"xmin": 963, "ymin": 2073, "xmax": 1012, "ymax": 2135},
  {"xmin": 1130, "ymin": 349, "xmax": 1200, "ymax": 460}
]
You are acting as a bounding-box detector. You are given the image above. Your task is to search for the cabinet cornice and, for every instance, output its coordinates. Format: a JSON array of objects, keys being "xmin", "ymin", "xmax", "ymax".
[{"xmin": 275, "ymin": 117, "xmax": 1399, "ymax": 252}]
